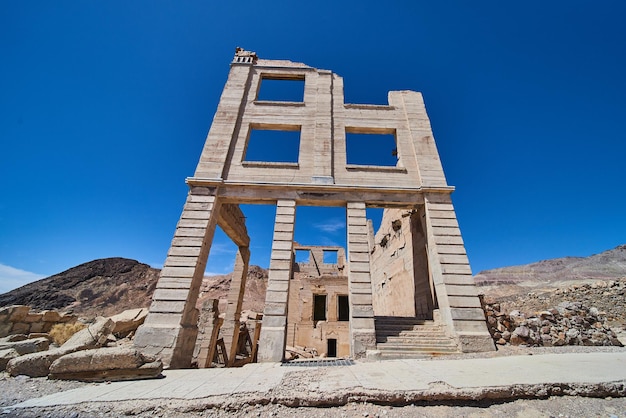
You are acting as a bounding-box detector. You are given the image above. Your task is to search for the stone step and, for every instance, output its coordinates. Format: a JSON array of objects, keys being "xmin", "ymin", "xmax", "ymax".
[
  {"xmin": 376, "ymin": 329, "xmax": 445, "ymax": 336},
  {"xmin": 377, "ymin": 341, "xmax": 458, "ymax": 350},
  {"xmin": 376, "ymin": 336, "xmax": 457, "ymax": 345},
  {"xmin": 376, "ymin": 351, "xmax": 446, "ymax": 360}
]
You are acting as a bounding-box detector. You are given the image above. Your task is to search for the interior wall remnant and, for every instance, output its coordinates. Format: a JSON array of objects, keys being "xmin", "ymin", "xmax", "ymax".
[{"xmin": 411, "ymin": 208, "xmax": 435, "ymax": 319}]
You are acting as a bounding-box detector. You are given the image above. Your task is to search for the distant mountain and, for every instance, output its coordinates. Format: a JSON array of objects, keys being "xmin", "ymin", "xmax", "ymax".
[
  {"xmin": 0, "ymin": 258, "xmax": 160, "ymax": 318},
  {"xmin": 474, "ymin": 244, "xmax": 626, "ymax": 296},
  {"xmin": 0, "ymin": 257, "xmax": 268, "ymax": 318}
]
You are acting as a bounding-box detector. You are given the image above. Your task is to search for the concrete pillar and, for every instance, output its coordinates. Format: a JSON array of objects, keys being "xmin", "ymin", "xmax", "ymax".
[
  {"xmin": 221, "ymin": 246, "xmax": 250, "ymax": 366},
  {"xmin": 134, "ymin": 187, "xmax": 221, "ymax": 368},
  {"xmin": 346, "ymin": 202, "xmax": 377, "ymax": 358},
  {"xmin": 423, "ymin": 193, "xmax": 495, "ymax": 352},
  {"xmin": 257, "ymin": 200, "xmax": 296, "ymax": 362}
]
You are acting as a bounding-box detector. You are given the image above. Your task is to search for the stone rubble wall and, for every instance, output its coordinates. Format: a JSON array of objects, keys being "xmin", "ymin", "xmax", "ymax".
[
  {"xmin": 482, "ymin": 297, "xmax": 623, "ymax": 347},
  {"xmin": 0, "ymin": 305, "xmax": 77, "ymax": 338}
]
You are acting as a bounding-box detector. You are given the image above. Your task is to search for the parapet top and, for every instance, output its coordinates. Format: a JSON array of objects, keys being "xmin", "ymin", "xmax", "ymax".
[
  {"xmin": 233, "ymin": 47, "xmax": 312, "ymax": 69},
  {"xmin": 234, "ymin": 47, "xmax": 258, "ymax": 64}
]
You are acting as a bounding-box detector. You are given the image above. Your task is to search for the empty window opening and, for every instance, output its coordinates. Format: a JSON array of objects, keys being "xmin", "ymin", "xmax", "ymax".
[
  {"xmin": 294, "ymin": 206, "xmax": 347, "ymax": 249},
  {"xmin": 295, "ymin": 249, "xmax": 310, "ymax": 263},
  {"xmin": 257, "ymin": 76, "xmax": 305, "ymax": 102},
  {"xmin": 338, "ymin": 295, "xmax": 349, "ymax": 321},
  {"xmin": 238, "ymin": 203, "xmax": 277, "ymax": 272},
  {"xmin": 205, "ymin": 225, "xmax": 237, "ymax": 277},
  {"xmin": 327, "ymin": 338, "xmax": 337, "ymax": 357},
  {"xmin": 345, "ymin": 131, "xmax": 398, "ymax": 166},
  {"xmin": 245, "ymin": 127, "xmax": 300, "ymax": 163},
  {"xmin": 365, "ymin": 207, "xmax": 384, "ymax": 233},
  {"xmin": 313, "ymin": 294, "xmax": 327, "ymax": 321},
  {"xmin": 323, "ymin": 249, "xmax": 338, "ymax": 264}
]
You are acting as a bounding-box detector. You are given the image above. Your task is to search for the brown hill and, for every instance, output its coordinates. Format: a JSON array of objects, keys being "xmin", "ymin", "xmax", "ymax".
[
  {"xmin": 0, "ymin": 258, "xmax": 160, "ymax": 318},
  {"xmin": 474, "ymin": 244, "xmax": 626, "ymax": 299},
  {"xmin": 0, "ymin": 258, "xmax": 268, "ymax": 319}
]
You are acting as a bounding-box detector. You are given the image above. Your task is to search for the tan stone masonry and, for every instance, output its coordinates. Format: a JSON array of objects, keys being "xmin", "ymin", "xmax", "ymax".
[{"xmin": 134, "ymin": 48, "xmax": 494, "ymax": 368}]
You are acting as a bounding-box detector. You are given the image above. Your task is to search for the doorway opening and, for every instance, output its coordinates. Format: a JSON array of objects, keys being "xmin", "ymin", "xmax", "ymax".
[{"xmin": 327, "ymin": 338, "xmax": 337, "ymax": 358}]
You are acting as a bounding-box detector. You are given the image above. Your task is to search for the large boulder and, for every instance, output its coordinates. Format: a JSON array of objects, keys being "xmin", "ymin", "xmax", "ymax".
[
  {"xmin": 59, "ymin": 317, "xmax": 114, "ymax": 351},
  {"xmin": 6, "ymin": 317, "xmax": 114, "ymax": 377},
  {"xmin": 49, "ymin": 346, "xmax": 163, "ymax": 381},
  {"xmin": 109, "ymin": 308, "xmax": 148, "ymax": 336},
  {"xmin": 0, "ymin": 337, "xmax": 49, "ymax": 355},
  {"xmin": 4, "ymin": 348, "xmax": 67, "ymax": 377},
  {"xmin": 0, "ymin": 348, "xmax": 20, "ymax": 371}
]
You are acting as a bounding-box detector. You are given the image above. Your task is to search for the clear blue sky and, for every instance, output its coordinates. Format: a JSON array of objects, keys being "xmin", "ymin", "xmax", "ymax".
[{"xmin": 1, "ymin": 1, "xmax": 625, "ymax": 293}]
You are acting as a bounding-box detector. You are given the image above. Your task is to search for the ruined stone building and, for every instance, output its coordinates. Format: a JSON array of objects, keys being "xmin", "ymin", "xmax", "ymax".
[
  {"xmin": 287, "ymin": 244, "xmax": 350, "ymax": 358},
  {"xmin": 134, "ymin": 48, "xmax": 494, "ymax": 368}
]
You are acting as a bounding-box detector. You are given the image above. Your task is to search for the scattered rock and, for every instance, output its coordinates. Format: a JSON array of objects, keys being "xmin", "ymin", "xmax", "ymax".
[
  {"xmin": 5, "ymin": 317, "xmax": 115, "ymax": 377},
  {"xmin": 49, "ymin": 346, "xmax": 163, "ymax": 381},
  {"xmin": 110, "ymin": 308, "xmax": 148, "ymax": 336}
]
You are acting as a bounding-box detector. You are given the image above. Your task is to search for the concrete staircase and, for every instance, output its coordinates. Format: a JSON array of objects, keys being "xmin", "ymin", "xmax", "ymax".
[{"xmin": 374, "ymin": 316, "xmax": 460, "ymax": 359}]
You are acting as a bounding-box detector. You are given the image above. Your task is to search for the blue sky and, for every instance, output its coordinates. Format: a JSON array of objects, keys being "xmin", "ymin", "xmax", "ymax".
[{"xmin": 1, "ymin": 1, "xmax": 625, "ymax": 293}]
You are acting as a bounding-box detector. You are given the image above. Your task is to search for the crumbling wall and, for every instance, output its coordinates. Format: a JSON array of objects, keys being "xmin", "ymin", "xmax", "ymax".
[
  {"xmin": 0, "ymin": 305, "xmax": 76, "ymax": 338},
  {"xmin": 370, "ymin": 209, "xmax": 418, "ymax": 317},
  {"xmin": 287, "ymin": 273, "xmax": 350, "ymax": 357}
]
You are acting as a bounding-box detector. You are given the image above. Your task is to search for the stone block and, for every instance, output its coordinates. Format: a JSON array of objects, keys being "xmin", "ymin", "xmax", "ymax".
[
  {"xmin": 450, "ymin": 308, "xmax": 487, "ymax": 322},
  {"xmin": 41, "ymin": 311, "xmax": 62, "ymax": 322},
  {"xmin": 351, "ymin": 294, "xmax": 372, "ymax": 306},
  {"xmin": 8, "ymin": 306, "xmax": 30, "ymax": 322},
  {"xmin": 263, "ymin": 302, "xmax": 287, "ymax": 316},
  {"xmin": 257, "ymin": 327, "xmax": 286, "ymax": 362},
  {"xmin": 457, "ymin": 332, "xmax": 496, "ymax": 353},
  {"xmin": 442, "ymin": 284, "xmax": 479, "ymax": 297},
  {"xmin": 110, "ymin": 308, "xmax": 149, "ymax": 335},
  {"xmin": 447, "ymin": 296, "xmax": 482, "ymax": 308},
  {"xmin": 11, "ymin": 322, "xmax": 30, "ymax": 335},
  {"xmin": 261, "ymin": 315, "xmax": 287, "ymax": 328},
  {"xmin": 49, "ymin": 347, "xmax": 163, "ymax": 382},
  {"xmin": 6, "ymin": 348, "xmax": 67, "ymax": 377},
  {"xmin": 351, "ymin": 305, "xmax": 374, "ymax": 318},
  {"xmin": 23, "ymin": 313, "xmax": 43, "ymax": 323},
  {"xmin": 0, "ymin": 348, "xmax": 19, "ymax": 371}
]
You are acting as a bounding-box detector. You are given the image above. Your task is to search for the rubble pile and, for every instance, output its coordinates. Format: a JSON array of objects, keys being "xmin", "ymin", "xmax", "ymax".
[
  {"xmin": 497, "ymin": 278, "xmax": 626, "ymax": 326},
  {"xmin": 0, "ymin": 306, "xmax": 160, "ymax": 381},
  {"xmin": 483, "ymin": 299, "xmax": 623, "ymax": 347}
]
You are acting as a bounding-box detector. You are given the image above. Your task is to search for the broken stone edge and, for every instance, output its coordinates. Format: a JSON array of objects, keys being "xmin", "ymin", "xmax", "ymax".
[{"xmin": 5, "ymin": 380, "xmax": 625, "ymax": 414}]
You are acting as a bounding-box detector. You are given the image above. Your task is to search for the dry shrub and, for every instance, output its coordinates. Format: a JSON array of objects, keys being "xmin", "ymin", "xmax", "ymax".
[{"xmin": 49, "ymin": 322, "xmax": 86, "ymax": 345}]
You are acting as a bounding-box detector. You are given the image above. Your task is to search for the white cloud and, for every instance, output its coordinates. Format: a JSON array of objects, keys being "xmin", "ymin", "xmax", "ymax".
[
  {"xmin": 314, "ymin": 218, "xmax": 346, "ymax": 234},
  {"xmin": 0, "ymin": 263, "xmax": 45, "ymax": 294}
]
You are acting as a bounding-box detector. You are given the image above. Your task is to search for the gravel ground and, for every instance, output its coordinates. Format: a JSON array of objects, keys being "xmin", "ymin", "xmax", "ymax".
[{"xmin": 2, "ymin": 346, "xmax": 626, "ymax": 417}]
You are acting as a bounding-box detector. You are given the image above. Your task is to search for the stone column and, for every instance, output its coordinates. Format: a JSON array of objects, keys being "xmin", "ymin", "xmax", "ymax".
[
  {"xmin": 346, "ymin": 202, "xmax": 377, "ymax": 358},
  {"xmin": 423, "ymin": 193, "xmax": 495, "ymax": 352},
  {"xmin": 194, "ymin": 299, "xmax": 221, "ymax": 368},
  {"xmin": 257, "ymin": 200, "xmax": 296, "ymax": 362},
  {"xmin": 134, "ymin": 186, "xmax": 221, "ymax": 368},
  {"xmin": 221, "ymin": 246, "xmax": 250, "ymax": 366}
]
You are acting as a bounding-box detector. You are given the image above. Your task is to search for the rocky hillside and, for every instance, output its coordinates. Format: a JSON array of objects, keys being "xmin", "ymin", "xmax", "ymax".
[
  {"xmin": 474, "ymin": 244, "xmax": 626, "ymax": 298},
  {"xmin": 0, "ymin": 258, "xmax": 159, "ymax": 318},
  {"xmin": 0, "ymin": 258, "xmax": 269, "ymax": 319}
]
